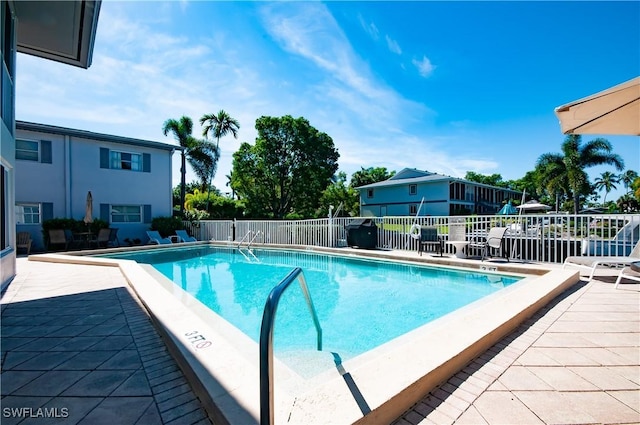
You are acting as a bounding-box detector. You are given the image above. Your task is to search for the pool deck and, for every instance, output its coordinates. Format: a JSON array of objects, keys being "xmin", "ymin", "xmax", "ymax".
[{"xmin": 1, "ymin": 254, "xmax": 639, "ymax": 425}]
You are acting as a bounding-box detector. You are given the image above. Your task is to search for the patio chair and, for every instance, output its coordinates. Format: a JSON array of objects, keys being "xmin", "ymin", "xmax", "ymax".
[
  {"xmin": 48, "ymin": 229, "xmax": 70, "ymax": 251},
  {"xmin": 175, "ymin": 229, "xmax": 197, "ymax": 243},
  {"xmin": 91, "ymin": 228, "xmax": 119, "ymax": 248},
  {"xmin": 563, "ymin": 240, "xmax": 640, "ymax": 281},
  {"xmin": 614, "ymin": 261, "xmax": 640, "ymax": 289},
  {"xmin": 418, "ymin": 226, "xmax": 443, "ymax": 256},
  {"xmin": 146, "ymin": 230, "xmax": 172, "ymax": 245},
  {"xmin": 17, "ymin": 231, "xmax": 32, "ymax": 255},
  {"xmin": 468, "ymin": 227, "xmax": 509, "ymax": 261}
]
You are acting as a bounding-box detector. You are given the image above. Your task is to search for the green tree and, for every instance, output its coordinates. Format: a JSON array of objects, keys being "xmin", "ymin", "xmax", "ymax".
[
  {"xmin": 463, "ymin": 172, "xmax": 508, "ymax": 188},
  {"xmin": 594, "ymin": 171, "xmax": 619, "ymax": 205},
  {"xmin": 318, "ymin": 172, "xmax": 360, "ymax": 217},
  {"xmin": 200, "ymin": 110, "xmax": 240, "ymax": 207},
  {"xmin": 619, "ymin": 169, "xmax": 639, "ymax": 193},
  {"xmin": 231, "ymin": 115, "xmax": 339, "ymax": 218},
  {"xmin": 162, "ymin": 116, "xmax": 218, "ymax": 215},
  {"xmin": 535, "ymin": 135, "xmax": 624, "ymax": 214},
  {"xmin": 349, "ymin": 167, "xmax": 395, "ymax": 188}
]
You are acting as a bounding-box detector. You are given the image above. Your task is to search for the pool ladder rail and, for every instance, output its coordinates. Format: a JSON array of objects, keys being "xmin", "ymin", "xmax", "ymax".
[
  {"xmin": 237, "ymin": 231, "xmax": 262, "ymax": 261},
  {"xmin": 259, "ymin": 267, "xmax": 323, "ymax": 425}
]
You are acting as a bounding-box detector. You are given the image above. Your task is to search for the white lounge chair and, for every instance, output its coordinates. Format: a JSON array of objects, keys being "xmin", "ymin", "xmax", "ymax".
[
  {"xmin": 175, "ymin": 229, "xmax": 197, "ymax": 243},
  {"xmin": 563, "ymin": 240, "xmax": 640, "ymax": 281},
  {"xmin": 614, "ymin": 261, "xmax": 640, "ymax": 289},
  {"xmin": 146, "ymin": 230, "xmax": 172, "ymax": 245}
]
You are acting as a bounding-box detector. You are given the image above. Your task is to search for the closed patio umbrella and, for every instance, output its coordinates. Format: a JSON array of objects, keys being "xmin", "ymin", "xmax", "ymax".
[
  {"xmin": 554, "ymin": 77, "xmax": 640, "ymax": 136},
  {"xmin": 83, "ymin": 191, "xmax": 93, "ymax": 224},
  {"xmin": 497, "ymin": 201, "xmax": 517, "ymax": 215}
]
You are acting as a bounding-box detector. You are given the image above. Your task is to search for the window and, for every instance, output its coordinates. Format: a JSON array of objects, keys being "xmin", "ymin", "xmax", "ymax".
[
  {"xmin": 16, "ymin": 139, "xmax": 39, "ymax": 161},
  {"xmin": 15, "ymin": 203, "xmax": 40, "ymax": 224},
  {"xmin": 111, "ymin": 205, "xmax": 142, "ymax": 223},
  {"xmin": 409, "ymin": 184, "xmax": 417, "ymax": 195},
  {"xmin": 367, "ymin": 189, "xmax": 374, "ymax": 198},
  {"xmin": 110, "ymin": 151, "xmax": 142, "ymax": 171},
  {"xmin": 409, "ymin": 204, "xmax": 418, "ymax": 215}
]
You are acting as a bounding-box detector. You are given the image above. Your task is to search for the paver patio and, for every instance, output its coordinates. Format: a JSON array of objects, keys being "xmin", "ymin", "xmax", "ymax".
[
  {"xmin": 394, "ymin": 276, "xmax": 640, "ymax": 425},
  {"xmin": 1, "ymin": 259, "xmax": 212, "ymax": 425}
]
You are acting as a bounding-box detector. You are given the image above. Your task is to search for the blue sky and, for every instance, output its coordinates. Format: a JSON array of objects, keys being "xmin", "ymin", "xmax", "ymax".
[{"xmin": 16, "ymin": 1, "xmax": 639, "ymax": 201}]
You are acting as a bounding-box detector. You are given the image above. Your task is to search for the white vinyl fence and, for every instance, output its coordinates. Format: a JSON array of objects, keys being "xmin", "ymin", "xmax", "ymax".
[{"xmin": 184, "ymin": 214, "xmax": 640, "ymax": 264}]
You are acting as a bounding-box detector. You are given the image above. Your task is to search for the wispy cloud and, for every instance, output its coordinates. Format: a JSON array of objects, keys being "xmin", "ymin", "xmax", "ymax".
[
  {"xmin": 413, "ymin": 55, "xmax": 436, "ymax": 78},
  {"xmin": 358, "ymin": 13, "xmax": 379, "ymax": 40},
  {"xmin": 385, "ymin": 35, "xmax": 402, "ymax": 55}
]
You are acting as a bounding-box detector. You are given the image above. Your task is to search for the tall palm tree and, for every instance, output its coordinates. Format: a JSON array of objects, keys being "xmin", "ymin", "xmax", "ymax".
[
  {"xmin": 162, "ymin": 116, "xmax": 193, "ymax": 216},
  {"xmin": 536, "ymin": 135, "xmax": 624, "ymax": 214},
  {"xmin": 594, "ymin": 171, "xmax": 619, "ymax": 205},
  {"xmin": 162, "ymin": 116, "xmax": 218, "ymax": 215},
  {"xmin": 199, "ymin": 110, "xmax": 240, "ymax": 208},
  {"xmin": 620, "ymin": 169, "xmax": 639, "ymax": 193}
]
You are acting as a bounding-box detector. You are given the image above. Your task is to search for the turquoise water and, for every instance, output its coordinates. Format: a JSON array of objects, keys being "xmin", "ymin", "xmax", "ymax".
[{"xmin": 103, "ymin": 246, "xmax": 521, "ymax": 365}]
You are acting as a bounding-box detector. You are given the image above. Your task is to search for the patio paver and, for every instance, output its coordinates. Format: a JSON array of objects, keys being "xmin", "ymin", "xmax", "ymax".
[
  {"xmin": 1, "ymin": 259, "xmax": 212, "ymax": 425},
  {"xmin": 394, "ymin": 276, "xmax": 640, "ymax": 425}
]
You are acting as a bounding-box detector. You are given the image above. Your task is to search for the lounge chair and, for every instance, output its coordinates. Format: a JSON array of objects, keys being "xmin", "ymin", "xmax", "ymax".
[
  {"xmin": 468, "ymin": 227, "xmax": 509, "ymax": 261},
  {"xmin": 563, "ymin": 240, "xmax": 640, "ymax": 281},
  {"xmin": 48, "ymin": 229, "xmax": 70, "ymax": 251},
  {"xmin": 175, "ymin": 229, "xmax": 197, "ymax": 243},
  {"xmin": 418, "ymin": 226, "xmax": 443, "ymax": 256},
  {"xmin": 614, "ymin": 261, "xmax": 640, "ymax": 289},
  {"xmin": 17, "ymin": 232, "xmax": 32, "ymax": 255},
  {"xmin": 146, "ymin": 230, "xmax": 172, "ymax": 245}
]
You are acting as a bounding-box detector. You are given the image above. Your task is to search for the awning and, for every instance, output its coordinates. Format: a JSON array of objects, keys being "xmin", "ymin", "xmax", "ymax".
[{"xmin": 554, "ymin": 77, "xmax": 640, "ymax": 136}]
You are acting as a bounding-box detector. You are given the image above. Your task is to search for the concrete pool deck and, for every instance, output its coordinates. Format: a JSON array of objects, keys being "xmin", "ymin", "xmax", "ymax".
[{"xmin": 1, "ymin": 252, "xmax": 638, "ymax": 424}]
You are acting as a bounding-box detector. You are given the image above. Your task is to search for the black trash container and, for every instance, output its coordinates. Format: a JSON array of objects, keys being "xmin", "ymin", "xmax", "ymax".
[{"xmin": 345, "ymin": 219, "xmax": 378, "ymax": 249}]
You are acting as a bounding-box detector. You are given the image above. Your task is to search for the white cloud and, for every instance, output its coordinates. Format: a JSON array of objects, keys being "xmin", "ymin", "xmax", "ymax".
[
  {"xmin": 358, "ymin": 14, "xmax": 379, "ymax": 40},
  {"xmin": 413, "ymin": 55, "xmax": 436, "ymax": 78},
  {"xmin": 385, "ymin": 35, "xmax": 402, "ymax": 55}
]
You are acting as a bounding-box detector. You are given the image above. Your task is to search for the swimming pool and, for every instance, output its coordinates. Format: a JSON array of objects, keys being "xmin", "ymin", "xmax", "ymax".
[{"xmin": 101, "ymin": 246, "xmax": 521, "ymax": 374}]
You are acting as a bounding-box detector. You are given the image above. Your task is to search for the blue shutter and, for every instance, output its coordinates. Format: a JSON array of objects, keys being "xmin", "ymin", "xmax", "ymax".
[
  {"xmin": 143, "ymin": 205, "xmax": 152, "ymax": 223},
  {"xmin": 42, "ymin": 202, "xmax": 54, "ymax": 221},
  {"xmin": 142, "ymin": 153, "xmax": 150, "ymax": 173},
  {"xmin": 40, "ymin": 140, "xmax": 52, "ymax": 164},
  {"xmin": 100, "ymin": 203, "xmax": 110, "ymax": 222},
  {"xmin": 100, "ymin": 148, "xmax": 110, "ymax": 169}
]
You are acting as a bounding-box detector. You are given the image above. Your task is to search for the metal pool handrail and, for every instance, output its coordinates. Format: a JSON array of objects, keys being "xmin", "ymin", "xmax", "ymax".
[{"xmin": 259, "ymin": 267, "xmax": 323, "ymax": 425}]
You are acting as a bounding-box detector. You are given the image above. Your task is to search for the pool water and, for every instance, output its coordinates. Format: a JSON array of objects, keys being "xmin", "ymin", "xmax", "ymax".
[{"xmin": 104, "ymin": 246, "xmax": 521, "ymax": 369}]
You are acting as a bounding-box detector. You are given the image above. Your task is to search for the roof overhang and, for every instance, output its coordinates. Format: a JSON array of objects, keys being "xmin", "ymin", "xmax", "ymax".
[{"xmin": 14, "ymin": 0, "xmax": 101, "ymax": 69}]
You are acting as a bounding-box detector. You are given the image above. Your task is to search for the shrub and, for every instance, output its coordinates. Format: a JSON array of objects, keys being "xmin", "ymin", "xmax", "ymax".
[{"xmin": 150, "ymin": 216, "xmax": 184, "ymax": 238}]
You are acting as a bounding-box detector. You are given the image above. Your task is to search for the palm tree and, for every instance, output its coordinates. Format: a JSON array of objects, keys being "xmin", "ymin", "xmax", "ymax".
[
  {"xmin": 536, "ymin": 135, "xmax": 624, "ymax": 214},
  {"xmin": 199, "ymin": 110, "xmax": 240, "ymax": 208},
  {"xmin": 594, "ymin": 171, "xmax": 619, "ymax": 205},
  {"xmin": 619, "ymin": 169, "xmax": 639, "ymax": 193},
  {"xmin": 162, "ymin": 116, "xmax": 218, "ymax": 215},
  {"xmin": 162, "ymin": 116, "xmax": 193, "ymax": 216}
]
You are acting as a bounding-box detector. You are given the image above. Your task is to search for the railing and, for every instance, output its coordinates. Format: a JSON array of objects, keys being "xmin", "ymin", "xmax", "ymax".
[
  {"xmin": 184, "ymin": 213, "xmax": 640, "ymax": 264},
  {"xmin": 259, "ymin": 267, "xmax": 323, "ymax": 425}
]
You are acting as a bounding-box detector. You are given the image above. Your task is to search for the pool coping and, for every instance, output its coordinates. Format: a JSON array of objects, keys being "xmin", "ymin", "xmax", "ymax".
[{"xmin": 28, "ymin": 244, "xmax": 580, "ymax": 424}]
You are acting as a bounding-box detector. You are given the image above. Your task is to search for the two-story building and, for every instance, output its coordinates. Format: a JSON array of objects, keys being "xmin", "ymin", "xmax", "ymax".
[
  {"xmin": 15, "ymin": 121, "xmax": 178, "ymax": 251},
  {"xmin": 2, "ymin": 0, "xmax": 102, "ymax": 287},
  {"xmin": 357, "ymin": 168, "xmax": 522, "ymax": 216}
]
